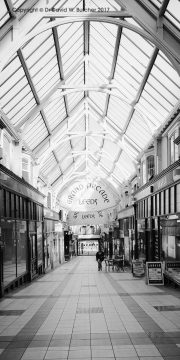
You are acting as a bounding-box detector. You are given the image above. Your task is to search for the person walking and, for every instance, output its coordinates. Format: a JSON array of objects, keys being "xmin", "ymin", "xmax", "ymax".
[{"xmin": 96, "ymin": 249, "xmax": 105, "ymax": 271}]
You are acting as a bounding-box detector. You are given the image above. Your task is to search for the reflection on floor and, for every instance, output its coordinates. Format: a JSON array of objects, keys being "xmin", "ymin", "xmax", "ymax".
[{"xmin": 0, "ymin": 256, "xmax": 180, "ymax": 359}]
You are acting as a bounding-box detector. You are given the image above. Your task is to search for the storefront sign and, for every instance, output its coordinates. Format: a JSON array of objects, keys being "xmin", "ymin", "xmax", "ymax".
[
  {"xmin": 132, "ymin": 260, "xmax": 145, "ymax": 277},
  {"xmin": 146, "ymin": 262, "xmax": 164, "ymax": 285},
  {"xmin": 59, "ymin": 181, "xmax": 117, "ymax": 211},
  {"xmin": 67, "ymin": 210, "xmax": 109, "ymax": 225},
  {"xmin": 153, "ymin": 172, "xmax": 173, "ymax": 192}
]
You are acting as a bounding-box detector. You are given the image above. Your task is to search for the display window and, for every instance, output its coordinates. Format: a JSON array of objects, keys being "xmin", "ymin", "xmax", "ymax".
[{"xmin": 0, "ymin": 219, "xmax": 27, "ymax": 286}]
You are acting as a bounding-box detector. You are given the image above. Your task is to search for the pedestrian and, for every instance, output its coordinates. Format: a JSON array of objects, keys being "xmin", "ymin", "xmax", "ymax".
[{"xmin": 96, "ymin": 249, "xmax": 105, "ymax": 271}]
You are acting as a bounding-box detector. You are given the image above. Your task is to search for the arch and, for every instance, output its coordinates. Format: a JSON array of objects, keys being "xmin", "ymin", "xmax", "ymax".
[{"xmin": 1, "ymin": 17, "xmax": 179, "ymax": 75}]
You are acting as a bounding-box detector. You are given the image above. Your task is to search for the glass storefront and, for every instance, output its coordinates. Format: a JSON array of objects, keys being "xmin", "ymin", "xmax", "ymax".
[
  {"xmin": 37, "ymin": 222, "xmax": 43, "ymax": 266},
  {"xmin": 161, "ymin": 219, "xmax": 180, "ymax": 261},
  {"xmin": 0, "ymin": 219, "xmax": 27, "ymax": 286}
]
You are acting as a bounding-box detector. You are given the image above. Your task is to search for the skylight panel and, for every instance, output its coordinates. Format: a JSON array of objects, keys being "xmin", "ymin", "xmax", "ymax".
[
  {"xmin": 115, "ymin": 62, "xmax": 140, "ymax": 91},
  {"xmin": 70, "ymin": 114, "xmax": 85, "ymax": 132},
  {"xmin": 114, "ymin": 74, "xmax": 137, "ymax": 101},
  {"xmin": 165, "ymin": 0, "xmax": 180, "ymax": 28},
  {"xmin": 2, "ymin": 81, "xmax": 33, "ymax": 114},
  {"xmin": 100, "ymin": 156, "xmax": 113, "ymax": 173},
  {"xmin": 148, "ymin": 0, "xmax": 163, "ymax": 9},
  {"xmin": 41, "ymin": 153, "xmax": 57, "ymax": 175},
  {"xmin": 89, "ymin": 92, "xmax": 107, "ymax": 112},
  {"xmin": 151, "ymin": 52, "xmax": 180, "ymax": 98},
  {"xmin": 44, "ymin": 97, "xmax": 66, "ymax": 131},
  {"xmin": 22, "ymin": 30, "xmax": 52, "ymax": 59},
  {"xmin": 90, "ymin": 23, "xmax": 116, "ymax": 53},
  {"xmin": 88, "ymin": 62, "xmax": 109, "ymax": 84},
  {"xmin": 107, "ymin": 97, "xmax": 131, "ymax": 130},
  {"xmin": 36, "ymin": 71, "xmax": 60, "ymax": 99},
  {"xmin": 121, "ymin": 32, "xmax": 150, "ymax": 67},
  {"xmin": 24, "ymin": 114, "xmax": 49, "ymax": 150},
  {"xmin": 63, "ymin": 46, "xmax": 83, "ymax": 74},
  {"xmin": 61, "ymin": 157, "xmax": 74, "ymax": 172},
  {"xmin": 64, "ymin": 0, "xmax": 83, "ymax": 10},
  {"xmin": 5, "ymin": 93, "xmax": 36, "ymax": 126},
  {"xmin": 58, "ymin": 22, "xmax": 83, "ymax": 47},
  {"xmin": 90, "ymin": 0, "xmax": 121, "ymax": 11},
  {"xmin": 71, "ymin": 136, "xmax": 85, "ymax": 151},
  {"xmin": 138, "ymin": 97, "xmax": 164, "ymax": 125},
  {"xmin": 141, "ymin": 89, "xmax": 171, "ymax": 119},
  {"xmin": 117, "ymin": 152, "xmax": 135, "ymax": 173},
  {"xmin": 144, "ymin": 82, "xmax": 175, "ymax": 111},
  {"xmin": 56, "ymin": 141, "xmax": 72, "ymax": 160},
  {"xmin": 49, "ymin": 168, "xmax": 62, "ymax": 185},
  {"xmin": 147, "ymin": 74, "xmax": 179, "ymax": 105},
  {"xmin": 11, "ymin": 0, "xmax": 26, "ymax": 8},
  {"xmin": 65, "ymin": 63, "xmax": 84, "ymax": 86},
  {"xmin": 126, "ymin": 115, "xmax": 151, "ymax": 150},
  {"xmin": 0, "ymin": 1, "xmax": 10, "ymax": 28},
  {"xmin": 24, "ymin": 32, "xmax": 54, "ymax": 68},
  {"xmin": 1, "ymin": 67, "xmax": 25, "ymax": 98},
  {"xmin": 67, "ymin": 92, "xmax": 84, "ymax": 112},
  {"xmin": 118, "ymin": 46, "xmax": 146, "ymax": 76}
]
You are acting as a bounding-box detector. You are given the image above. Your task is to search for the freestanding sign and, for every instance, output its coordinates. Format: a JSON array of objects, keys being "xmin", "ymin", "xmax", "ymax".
[
  {"xmin": 132, "ymin": 260, "xmax": 145, "ymax": 277},
  {"xmin": 146, "ymin": 262, "xmax": 164, "ymax": 285}
]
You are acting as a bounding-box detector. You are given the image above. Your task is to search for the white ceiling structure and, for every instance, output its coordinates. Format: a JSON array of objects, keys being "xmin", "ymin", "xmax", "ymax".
[{"xmin": 0, "ymin": 0, "xmax": 180, "ymax": 211}]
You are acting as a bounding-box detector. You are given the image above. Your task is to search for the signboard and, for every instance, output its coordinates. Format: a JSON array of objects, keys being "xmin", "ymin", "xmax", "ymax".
[
  {"xmin": 67, "ymin": 210, "xmax": 109, "ymax": 225},
  {"xmin": 146, "ymin": 262, "xmax": 164, "ymax": 285},
  {"xmin": 132, "ymin": 260, "xmax": 145, "ymax": 277},
  {"xmin": 59, "ymin": 181, "xmax": 117, "ymax": 211}
]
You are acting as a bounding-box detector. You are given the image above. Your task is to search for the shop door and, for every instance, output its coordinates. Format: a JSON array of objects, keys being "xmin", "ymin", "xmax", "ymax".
[{"xmin": 29, "ymin": 233, "xmax": 37, "ymax": 277}]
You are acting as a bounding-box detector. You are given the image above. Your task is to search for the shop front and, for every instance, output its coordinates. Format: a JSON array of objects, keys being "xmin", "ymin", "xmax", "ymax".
[{"xmin": 0, "ymin": 165, "xmax": 44, "ymax": 296}]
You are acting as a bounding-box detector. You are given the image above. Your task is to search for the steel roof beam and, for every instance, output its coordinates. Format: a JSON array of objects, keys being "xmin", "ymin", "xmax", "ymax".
[
  {"xmin": 15, "ymin": 59, "xmax": 83, "ymax": 131},
  {"xmin": 123, "ymin": 47, "xmax": 159, "ymax": 133},
  {"xmin": 114, "ymin": 0, "xmax": 180, "ymax": 69},
  {"xmin": 52, "ymin": 23, "xmax": 70, "ymax": 116},
  {"xmin": 1, "ymin": 15, "xmax": 179, "ymax": 75}
]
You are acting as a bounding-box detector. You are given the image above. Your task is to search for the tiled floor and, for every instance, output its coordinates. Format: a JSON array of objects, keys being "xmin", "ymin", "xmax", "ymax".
[{"xmin": 0, "ymin": 256, "xmax": 180, "ymax": 360}]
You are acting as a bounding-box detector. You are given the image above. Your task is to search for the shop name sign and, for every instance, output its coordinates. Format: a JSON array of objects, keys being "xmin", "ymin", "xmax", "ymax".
[
  {"xmin": 67, "ymin": 182, "xmax": 110, "ymax": 204},
  {"xmin": 153, "ymin": 172, "xmax": 173, "ymax": 192},
  {"xmin": 60, "ymin": 181, "xmax": 116, "ymax": 211},
  {"xmin": 79, "ymin": 199, "xmax": 98, "ymax": 205},
  {"xmin": 68, "ymin": 210, "xmax": 109, "ymax": 225}
]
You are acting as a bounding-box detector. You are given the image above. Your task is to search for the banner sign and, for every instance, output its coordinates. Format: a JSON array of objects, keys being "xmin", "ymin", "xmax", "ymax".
[
  {"xmin": 67, "ymin": 210, "xmax": 109, "ymax": 225},
  {"xmin": 146, "ymin": 262, "xmax": 164, "ymax": 285},
  {"xmin": 59, "ymin": 181, "xmax": 117, "ymax": 211}
]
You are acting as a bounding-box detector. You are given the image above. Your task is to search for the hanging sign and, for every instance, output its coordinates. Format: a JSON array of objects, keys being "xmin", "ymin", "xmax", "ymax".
[
  {"xmin": 146, "ymin": 262, "xmax": 164, "ymax": 285},
  {"xmin": 59, "ymin": 181, "xmax": 117, "ymax": 211},
  {"xmin": 67, "ymin": 210, "xmax": 109, "ymax": 225}
]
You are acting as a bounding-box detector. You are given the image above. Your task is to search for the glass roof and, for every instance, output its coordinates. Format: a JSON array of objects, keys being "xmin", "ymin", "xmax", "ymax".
[{"xmin": 0, "ymin": 0, "xmax": 180, "ymax": 210}]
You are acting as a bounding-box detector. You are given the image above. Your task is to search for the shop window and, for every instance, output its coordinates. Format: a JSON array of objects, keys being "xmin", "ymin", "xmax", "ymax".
[
  {"xmin": 165, "ymin": 189, "xmax": 169, "ymax": 214},
  {"xmin": 16, "ymin": 221, "xmax": 27, "ymax": 276},
  {"xmin": 164, "ymin": 190, "xmax": 166, "ymax": 214},
  {"xmin": 159, "ymin": 192, "xmax": 161, "ymax": 215},
  {"xmin": 168, "ymin": 188, "xmax": 171, "ymax": 213},
  {"xmin": 2, "ymin": 135, "xmax": 10, "ymax": 168},
  {"xmin": 147, "ymin": 155, "xmax": 154, "ymax": 181},
  {"xmin": 1, "ymin": 219, "xmax": 16, "ymax": 286},
  {"xmin": 37, "ymin": 222, "xmax": 43, "ymax": 265},
  {"xmin": 155, "ymin": 194, "xmax": 157, "ymax": 216},
  {"xmin": 142, "ymin": 160, "xmax": 146, "ymax": 185},
  {"xmin": 11, "ymin": 193, "xmax": 15, "ymax": 218},
  {"xmin": 47, "ymin": 192, "xmax": 51, "ymax": 209},
  {"xmin": 169, "ymin": 128, "xmax": 179, "ymax": 164},
  {"xmin": 22, "ymin": 155, "xmax": 32, "ymax": 183}
]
